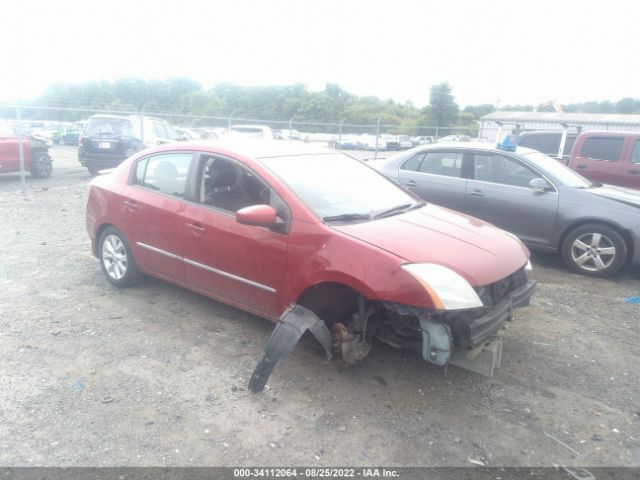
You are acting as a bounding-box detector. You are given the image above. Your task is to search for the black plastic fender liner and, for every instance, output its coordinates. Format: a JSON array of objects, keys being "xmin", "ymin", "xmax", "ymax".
[{"xmin": 249, "ymin": 305, "xmax": 333, "ymax": 393}]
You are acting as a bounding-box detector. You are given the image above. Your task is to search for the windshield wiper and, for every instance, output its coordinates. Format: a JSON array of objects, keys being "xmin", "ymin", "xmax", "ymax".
[
  {"xmin": 322, "ymin": 213, "xmax": 372, "ymax": 223},
  {"xmin": 374, "ymin": 202, "xmax": 423, "ymax": 219}
]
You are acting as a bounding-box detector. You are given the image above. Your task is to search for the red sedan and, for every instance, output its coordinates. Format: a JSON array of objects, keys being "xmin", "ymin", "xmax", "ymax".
[{"xmin": 86, "ymin": 139, "xmax": 535, "ymax": 386}]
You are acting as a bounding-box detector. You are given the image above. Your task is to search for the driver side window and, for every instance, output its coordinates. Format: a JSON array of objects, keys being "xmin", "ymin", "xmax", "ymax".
[
  {"xmin": 199, "ymin": 156, "xmax": 290, "ymax": 223},
  {"xmin": 473, "ymin": 154, "xmax": 540, "ymax": 187}
]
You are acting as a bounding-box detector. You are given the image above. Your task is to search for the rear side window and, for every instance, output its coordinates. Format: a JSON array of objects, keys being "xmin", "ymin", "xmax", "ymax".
[
  {"xmin": 135, "ymin": 153, "xmax": 192, "ymax": 197},
  {"xmin": 631, "ymin": 140, "xmax": 640, "ymax": 164},
  {"xmin": 400, "ymin": 152, "xmax": 425, "ymax": 171},
  {"xmin": 580, "ymin": 137, "xmax": 624, "ymax": 161},
  {"xmin": 418, "ymin": 152, "xmax": 463, "ymax": 177},
  {"xmin": 84, "ymin": 118, "xmax": 133, "ymax": 137}
]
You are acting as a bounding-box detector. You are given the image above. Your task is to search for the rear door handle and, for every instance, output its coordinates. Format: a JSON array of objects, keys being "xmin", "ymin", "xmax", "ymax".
[
  {"xmin": 576, "ymin": 164, "xmax": 587, "ymax": 169},
  {"xmin": 124, "ymin": 200, "xmax": 139, "ymax": 211},
  {"xmin": 186, "ymin": 222, "xmax": 205, "ymax": 234},
  {"xmin": 403, "ymin": 180, "xmax": 417, "ymax": 187},
  {"xmin": 628, "ymin": 169, "xmax": 640, "ymax": 175},
  {"xmin": 469, "ymin": 189, "xmax": 484, "ymax": 197}
]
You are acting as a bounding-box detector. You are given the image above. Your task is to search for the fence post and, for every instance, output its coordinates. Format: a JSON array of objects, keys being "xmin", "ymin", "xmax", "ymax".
[
  {"xmin": 338, "ymin": 119, "xmax": 344, "ymax": 150},
  {"xmin": 227, "ymin": 110, "xmax": 235, "ymax": 133},
  {"xmin": 16, "ymin": 104, "xmax": 26, "ymax": 189},
  {"xmin": 289, "ymin": 115, "xmax": 295, "ymax": 139},
  {"xmin": 374, "ymin": 117, "xmax": 381, "ymax": 160},
  {"xmin": 139, "ymin": 115, "xmax": 144, "ymax": 147}
]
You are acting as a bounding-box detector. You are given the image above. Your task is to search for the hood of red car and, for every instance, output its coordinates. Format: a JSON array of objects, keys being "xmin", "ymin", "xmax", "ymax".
[{"xmin": 332, "ymin": 204, "xmax": 530, "ymax": 286}]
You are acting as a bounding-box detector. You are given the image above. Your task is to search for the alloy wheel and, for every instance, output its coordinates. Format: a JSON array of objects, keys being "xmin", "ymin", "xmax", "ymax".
[
  {"xmin": 102, "ymin": 234, "xmax": 128, "ymax": 280},
  {"xmin": 570, "ymin": 233, "xmax": 616, "ymax": 272}
]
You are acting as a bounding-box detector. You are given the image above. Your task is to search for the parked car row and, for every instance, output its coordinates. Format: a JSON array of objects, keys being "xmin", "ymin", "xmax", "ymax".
[{"xmin": 328, "ymin": 133, "xmax": 438, "ymax": 151}]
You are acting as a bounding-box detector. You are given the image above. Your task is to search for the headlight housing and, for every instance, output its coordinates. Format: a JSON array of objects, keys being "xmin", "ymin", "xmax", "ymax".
[{"xmin": 401, "ymin": 263, "xmax": 484, "ymax": 311}]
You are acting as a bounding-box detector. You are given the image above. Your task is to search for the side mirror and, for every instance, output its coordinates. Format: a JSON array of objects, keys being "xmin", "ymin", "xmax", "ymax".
[
  {"xmin": 236, "ymin": 204, "xmax": 278, "ymax": 227},
  {"xmin": 529, "ymin": 177, "xmax": 550, "ymax": 192}
]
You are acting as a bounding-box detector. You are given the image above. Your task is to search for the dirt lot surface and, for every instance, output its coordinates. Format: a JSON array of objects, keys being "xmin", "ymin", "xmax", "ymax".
[{"xmin": 1, "ymin": 147, "xmax": 639, "ymax": 468}]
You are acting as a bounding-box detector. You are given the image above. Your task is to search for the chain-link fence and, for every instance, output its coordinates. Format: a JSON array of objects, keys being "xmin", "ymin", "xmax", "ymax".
[{"xmin": 0, "ymin": 104, "xmax": 480, "ymax": 189}]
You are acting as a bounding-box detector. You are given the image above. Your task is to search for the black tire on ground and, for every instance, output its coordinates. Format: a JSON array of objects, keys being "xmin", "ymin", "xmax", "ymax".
[
  {"xmin": 87, "ymin": 165, "xmax": 99, "ymax": 176},
  {"xmin": 98, "ymin": 226, "xmax": 142, "ymax": 287},
  {"xmin": 561, "ymin": 223, "xmax": 627, "ymax": 277},
  {"xmin": 30, "ymin": 153, "xmax": 52, "ymax": 178}
]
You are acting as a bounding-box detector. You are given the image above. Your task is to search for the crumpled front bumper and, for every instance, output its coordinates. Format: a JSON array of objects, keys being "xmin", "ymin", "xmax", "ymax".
[{"xmin": 465, "ymin": 280, "xmax": 536, "ymax": 347}]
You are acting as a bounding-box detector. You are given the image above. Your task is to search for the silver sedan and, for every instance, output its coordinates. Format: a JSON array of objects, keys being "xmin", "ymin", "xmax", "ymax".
[{"xmin": 370, "ymin": 143, "xmax": 640, "ymax": 277}]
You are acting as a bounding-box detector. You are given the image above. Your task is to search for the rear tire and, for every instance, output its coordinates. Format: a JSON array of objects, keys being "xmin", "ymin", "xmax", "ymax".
[
  {"xmin": 98, "ymin": 226, "xmax": 141, "ymax": 287},
  {"xmin": 30, "ymin": 153, "xmax": 52, "ymax": 178},
  {"xmin": 87, "ymin": 165, "xmax": 99, "ymax": 176},
  {"xmin": 561, "ymin": 223, "xmax": 627, "ymax": 277}
]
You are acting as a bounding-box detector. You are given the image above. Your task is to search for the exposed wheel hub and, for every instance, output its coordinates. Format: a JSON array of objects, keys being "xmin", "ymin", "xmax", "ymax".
[{"xmin": 331, "ymin": 310, "xmax": 374, "ymax": 365}]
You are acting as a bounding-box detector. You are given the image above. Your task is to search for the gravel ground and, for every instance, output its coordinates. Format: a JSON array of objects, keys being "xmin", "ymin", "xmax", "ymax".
[{"xmin": 0, "ymin": 147, "xmax": 639, "ymax": 468}]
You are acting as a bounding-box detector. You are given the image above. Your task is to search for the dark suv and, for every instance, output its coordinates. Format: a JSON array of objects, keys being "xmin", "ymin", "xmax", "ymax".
[
  {"xmin": 78, "ymin": 115, "xmax": 181, "ymax": 175},
  {"xmin": 518, "ymin": 131, "xmax": 578, "ymax": 164}
]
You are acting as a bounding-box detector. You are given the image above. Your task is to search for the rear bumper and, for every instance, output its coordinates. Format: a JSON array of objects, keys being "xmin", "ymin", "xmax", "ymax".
[{"xmin": 79, "ymin": 152, "xmax": 127, "ymax": 169}]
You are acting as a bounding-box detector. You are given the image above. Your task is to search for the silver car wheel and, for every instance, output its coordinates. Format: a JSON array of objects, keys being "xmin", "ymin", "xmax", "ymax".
[
  {"xmin": 101, "ymin": 234, "xmax": 128, "ymax": 280},
  {"xmin": 570, "ymin": 233, "xmax": 616, "ymax": 272}
]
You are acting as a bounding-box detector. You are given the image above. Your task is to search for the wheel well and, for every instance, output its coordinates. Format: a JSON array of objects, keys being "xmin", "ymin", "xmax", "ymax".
[
  {"xmin": 94, "ymin": 223, "xmax": 115, "ymax": 256},
  {"xmin": 297, "ymin": 282, "xmax": 365, "ymax": 325},
  {"xmin": 558, "ymin": 220, "xmax": 634, "ymax": 261}
]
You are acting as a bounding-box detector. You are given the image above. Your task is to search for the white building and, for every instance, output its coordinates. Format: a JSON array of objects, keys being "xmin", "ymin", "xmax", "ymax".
[{"xmin": 479, "ymin": 111, "xmax": 640, "ymax": 142}]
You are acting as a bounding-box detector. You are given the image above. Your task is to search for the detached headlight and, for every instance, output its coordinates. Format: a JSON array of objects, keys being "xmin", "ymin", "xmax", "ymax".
[{"xmin": 402, "ymin": 263, "xmax": 483, "ymax": 311}]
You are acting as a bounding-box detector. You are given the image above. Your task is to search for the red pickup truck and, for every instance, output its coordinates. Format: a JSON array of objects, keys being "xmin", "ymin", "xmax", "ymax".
[{"xmin": 568, "ymin": 131, "xmax": 640, "ymax": 190}]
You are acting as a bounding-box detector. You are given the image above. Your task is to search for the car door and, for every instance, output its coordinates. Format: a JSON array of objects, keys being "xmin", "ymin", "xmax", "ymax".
[
  {"xmin": 572, "ymin": 136, "xmax": 625, "ymax": 185},
  {"xmin": 465, "ymin": 152, "xmax": 559, "ymax": 247},
  {"xmin": 121, "ymin": 152, "xmax": 194, "ymax": 285},
  {"xmin": 397, "ymin": 150, "xmax": 467, "ymax": 212},
  {"xmin": 622, "ymin": 139, "xmax": 640, "ymax": 189},
  {"xmin": 182, "ymin": 154, "xmax": 289, "ymax": 320}
]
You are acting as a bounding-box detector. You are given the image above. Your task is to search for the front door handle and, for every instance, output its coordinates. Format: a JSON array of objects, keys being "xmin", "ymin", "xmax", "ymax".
[
  {"xmin": 628, "ymin": 169, "xmax": 640, "ymax": 175},
  {"xmin": 186, "ymin": 222, "xmax": 205, "ymax": 234},
  {"xmin": 576, "ymin": 164, "xmax": 587, "ymax": 169},
  {"xmin": 403, "ymin": 180, "xmax": 417, "ymax": 187},
  {"xmin": 469, "ymin": 189, "xmax": 484, "ymax": 197}
]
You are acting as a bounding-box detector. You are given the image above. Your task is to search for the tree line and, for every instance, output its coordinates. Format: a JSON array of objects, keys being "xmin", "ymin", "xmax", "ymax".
[{"xmin": 4, "ymin": 78, "xmax": 640, "ymax": 135}]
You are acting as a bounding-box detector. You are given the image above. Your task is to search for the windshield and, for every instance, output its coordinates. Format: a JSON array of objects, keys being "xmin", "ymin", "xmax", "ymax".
[
  {"xmin": 84, "ymin": 118, "xmax": 134, "ymax": 137},
  {"xmin": 261, "ymin": 153, "xmax": 420, "ymax": 221},
  {"xmin": 520, "ymin": 151, "xmax": 594, "ymax": 188}
]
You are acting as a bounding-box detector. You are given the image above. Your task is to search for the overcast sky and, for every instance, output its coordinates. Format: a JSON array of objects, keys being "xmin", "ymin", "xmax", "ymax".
[{"xmin": 3, "ymin": 0, "xmax": 639, "ymax": 108}]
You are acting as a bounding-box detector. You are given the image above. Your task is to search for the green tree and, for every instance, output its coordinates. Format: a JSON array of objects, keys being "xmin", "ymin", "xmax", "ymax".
[
  {"xmin": 429, "ymin": 82, "xmax": 458, "ymax": 127},
  {"xmin": 463, "ymin": 103, "xmax": 495, "ymax": 119}
]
